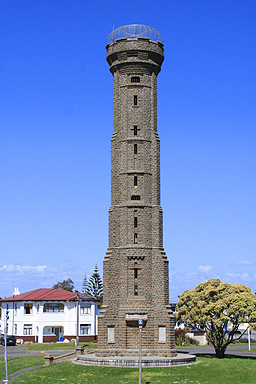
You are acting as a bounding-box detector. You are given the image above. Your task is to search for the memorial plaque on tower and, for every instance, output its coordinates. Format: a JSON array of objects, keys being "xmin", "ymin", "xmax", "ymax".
[{"xmin": 97, "ymin": 25, "xmax": 177, "ymax": 357}]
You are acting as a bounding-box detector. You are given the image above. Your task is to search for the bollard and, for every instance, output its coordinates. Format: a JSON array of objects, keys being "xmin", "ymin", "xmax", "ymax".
[{"xmin": 44, "ymin": 354, "xmax": 54, "ymax": 366}]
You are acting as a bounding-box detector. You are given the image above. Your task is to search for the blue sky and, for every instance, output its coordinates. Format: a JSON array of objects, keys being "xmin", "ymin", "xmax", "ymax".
[{"xmin": 1, "ymin": 0, "xmax": 255, "ymax": 300}]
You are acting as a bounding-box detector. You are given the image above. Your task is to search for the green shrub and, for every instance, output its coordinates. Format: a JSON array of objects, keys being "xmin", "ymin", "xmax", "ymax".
[{"xmin": 175, "ymin": 328, "xmax": 199, "ymax": 346}]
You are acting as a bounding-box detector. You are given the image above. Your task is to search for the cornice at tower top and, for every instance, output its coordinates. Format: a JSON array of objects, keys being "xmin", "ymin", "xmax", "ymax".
[{"xmin": 106, "ymin": 37, "xmax": 164, "ymax": 74}]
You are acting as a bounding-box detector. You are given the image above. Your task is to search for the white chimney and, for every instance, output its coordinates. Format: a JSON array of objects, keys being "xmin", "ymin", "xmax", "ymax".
[{"xmin": 13, "ymin": 287, "xmax": 20, "ymax": 296}]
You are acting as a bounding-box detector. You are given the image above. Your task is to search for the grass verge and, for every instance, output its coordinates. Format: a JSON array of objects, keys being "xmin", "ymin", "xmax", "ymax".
[
  {"xmin": 25, "ymin": 341, "xmax": 97, "ymax": 351},
  {"xmin": 9, "ymin": 355, "xmax": 256, "ymax": 384},
  {"xmin": 0, "ymin": 356, "xmax": 44, "ymax": 381}
]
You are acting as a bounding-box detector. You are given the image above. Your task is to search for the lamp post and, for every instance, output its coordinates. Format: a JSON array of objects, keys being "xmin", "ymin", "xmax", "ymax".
[
  {"xmin": 138, "ymin": 319, "xmax": 143, "ymax": 384},
  {"xmin": 4, "ymin": 309, "xmax": 9, "ymax": 383},
  {"xmin": 76, "ymin": 294, "xmax": 80, "ymax": 347},
  {"xmin": 248, "ymin": 328, "xmax": 251, "ymax": 351}
]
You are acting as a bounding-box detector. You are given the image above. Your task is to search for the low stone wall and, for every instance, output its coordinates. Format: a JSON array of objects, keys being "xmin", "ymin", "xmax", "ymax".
[
  {"xmin": 15, "ymin": 336, "xmax": 38, "ymax": 343},
  {"xmin": 62, "ymin": 335, "xmax": 97, "ymax": 342},
  {"xmin": 43, "ymin": 335, "xmax": 56, "ymax": 343},
  {"xmin": 44, "ymin": 347, "xmax": 84, "ymax": 366}
]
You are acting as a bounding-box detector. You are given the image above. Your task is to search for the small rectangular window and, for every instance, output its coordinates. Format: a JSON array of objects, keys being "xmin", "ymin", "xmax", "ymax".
[
  {"xmin": 134, "ymin": 144, "xmax": 137, "ymax": 154},
  {"xmin": 24, "ymin": 324, "xmax": 32, "ymax": 335},
  {"xmin": 14, "ymin": 324, "xmax": 17, "ymax": 335},
  {"xmin": 43, "ymin": 303, "xmax": 64, "ymax": 313},
  {"xmin": 134, "ymin": 176, "xmax": 137, "ymax": 186},
  {"xmin": 131, "ymin": 76, "xmax": 140, "ymax": 83},
  {"xmin": 131, "ymin": 195, "xmax": 140, "ymax": 200},
  {"xmin": 134, "ymin": 285, "xmax": 138, "ymax": 296},
  {"xmin": 80, "ymin": 304, "xmax": 91, "ymax": 315},
  {"xmin": 134, "ymin": 126, "xmax": 137, "ymax": 135},
  {"xmin": 134, "ymin": 268, "xmax": 138, "ymax": 279},
  {"xmin": 80, "ymin": 324, "xmax": 91, "ymax": 335},
  {"xmin": 134, "ymin": 233, "xmax": 138, "ymax": 244},
  {"xmin": 134, "ymin": 95, "xmax": 138, "ymax": 105},
  {"xmin": 24, "ymin": 303, "xmax": 33, "ymax": 314},
  {"xmin": 134, "ymin": 217, "xmax": 137, "ymax": 227}
]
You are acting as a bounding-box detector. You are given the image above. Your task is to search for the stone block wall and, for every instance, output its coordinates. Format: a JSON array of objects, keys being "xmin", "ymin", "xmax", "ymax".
[{"xmin": 97, "ymin": 35, "xmax": 176, "ymax": 357}]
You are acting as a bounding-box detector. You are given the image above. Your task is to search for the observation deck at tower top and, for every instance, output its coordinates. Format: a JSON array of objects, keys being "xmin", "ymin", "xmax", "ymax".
[{"xmin": 106, "ymin": 24, "xmax": 164, "ymax": 45}]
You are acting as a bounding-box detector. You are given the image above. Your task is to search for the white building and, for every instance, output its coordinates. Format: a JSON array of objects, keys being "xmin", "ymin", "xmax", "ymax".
[{"xmin": 0, "ymin": 288, "xmax": 98, "ymax": 343}]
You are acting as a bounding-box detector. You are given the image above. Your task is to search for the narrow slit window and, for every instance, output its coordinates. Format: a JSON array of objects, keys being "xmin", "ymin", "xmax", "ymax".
[
  {"xmin": 134, "ymin": 217, "xmax": 137, "ymax": 228},
  {"xmin": 134, "ymin": 268, "xmax": 138, "ymax": 278},
  {"xmin": 134, "ymin": 126, "xmax": 137, "ymax": 136},
  {"xmin": 134, "ymin": 144, "xmax": 137, "ymax": 154},
  {"xmin": 134, "ymin": 285, "xmax": 138, "ymax": 296},
  {"xmin": 134, "ymin": 176, "xmax": 137, "ymax": 186},
  {"xmin": 134, "ymin": 95, "xmax": 138, "ymax": 105},
  {"xmin": 134, "ymin": 233, "xmax": 138, "ymax": 244}
]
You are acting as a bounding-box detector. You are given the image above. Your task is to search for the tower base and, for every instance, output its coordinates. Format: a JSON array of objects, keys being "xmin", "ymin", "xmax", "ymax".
[{"xmin": 77, "ymin": 353, "xmax": 196, "ymax": 367}]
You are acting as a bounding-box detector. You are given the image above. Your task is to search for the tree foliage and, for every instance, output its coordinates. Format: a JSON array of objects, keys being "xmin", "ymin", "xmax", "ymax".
[
  {"xmin": 81, "ymin": 274, "xmax": 88, "ymax": 293},
  {"xmin": 176, "ymin": 279, "xmax": 256, "ymax": 358},
  {"xmin": 175, "ymin": 328, "xmax": 199, "ymax": 346},
  {"xmin": 52, "ymin": 278, "xmax": 75, "ymax": 292},
  {"xmin": 86, "ymin": 265, "xmax": 103, "ymax": 300}
]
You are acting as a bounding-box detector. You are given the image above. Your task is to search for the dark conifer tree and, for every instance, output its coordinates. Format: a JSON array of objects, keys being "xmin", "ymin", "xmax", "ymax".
[{"xmin": 87, "ymin": 265, "xmax": 103, "ymax": 301}]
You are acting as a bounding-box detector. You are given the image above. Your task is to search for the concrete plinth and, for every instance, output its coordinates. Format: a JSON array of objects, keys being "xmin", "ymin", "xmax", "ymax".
[{"xmin": 76, "ymin": 353, "xmax": 196, "ymax": 367}]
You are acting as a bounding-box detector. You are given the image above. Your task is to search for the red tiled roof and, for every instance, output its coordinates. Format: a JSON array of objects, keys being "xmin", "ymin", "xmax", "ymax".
[{"xmin": 0, "ymin": 288, "xmax": 98, "ymax": 302}]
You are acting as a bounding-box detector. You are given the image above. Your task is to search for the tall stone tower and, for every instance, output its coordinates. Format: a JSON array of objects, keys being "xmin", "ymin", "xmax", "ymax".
[{"xmin": 97, "ymin": 25, "xmax": 176, "ymax": 357}]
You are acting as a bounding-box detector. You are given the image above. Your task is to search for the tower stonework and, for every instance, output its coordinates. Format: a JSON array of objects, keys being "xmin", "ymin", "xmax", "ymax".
[{"xmin": 97, "ymin": 25, "xmax": 176, "ymax": 357}]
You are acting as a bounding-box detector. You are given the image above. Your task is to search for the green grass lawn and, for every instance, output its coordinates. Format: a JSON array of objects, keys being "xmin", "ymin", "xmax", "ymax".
[
  {"xmin": 0, "ymin": 356, "xmax": 44, "ymax": 381},
  {"xmin": 26, "ymin": 341, "xmax": 97, "ymax": 351},
  {"xmin": 9, "ymin": 356, "xmax": 256, "ymax": 384}
]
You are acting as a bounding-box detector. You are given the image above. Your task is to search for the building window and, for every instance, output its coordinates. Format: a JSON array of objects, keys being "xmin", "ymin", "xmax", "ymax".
[
  {"xmin": 134, "ymin": 233, "xmax": 138, "ymax": 244},
  {"xmin": 131, "ymin": 195, "xmax": 140, "ymax": 200},
  {"xmin": 14, "ymin": 303, "xmax": 17, "ymax": 315},
  {"xmin": 134, "ymin": 285, "xmax": 138, "ymax": 296},
  {"xmin": 131, "ymin": 76, "xmax": 140, "ymax": 83},
  {"xmin": 14, "ymin": 324, "xmax": 17, "ymax": 335},
  {"xmin": 159, "ymin": 326, "xmax": 166, "ymax": 342},
  {"xmin": 134, "ymin": 95, "xmax": 138, "ymax": 105},
  {"xmin": 134, "ymin": 217, "xmax": 137, "ymax": 228},
  {"xmin": 43, "ymin": 303, "xmax": 64, "ymax": 313},
  {"xmin": 133, "ymin": 126, "xmax": 138, "ymax": 135},
  {"xmin": 134, "ymin": 144, "xmax": 137, "ymax": 154},
  {"xmin": 24, "ymin": 324, "xmax": 32, "ymax": 335},
  {"xmin": 80, "ymin": 304, "xmax": 91, "ymax": 315},
  {"xmin": 134, "ymin": 268, "xmax": 138, "ymax": 279},
  {"xmin": 107, "ymin": 326, "xmax": 115, "ymax": 342},
  {"xmin": 134, "ymin": 176, "xmax": 137, "ymax": 186},
  {"xmin": 24, "ymin": 303, "xmax": 33, "ymax": 314},
  {"xmin": 80, "ymin": 324, "xmax": 91, "ymax": 335}
]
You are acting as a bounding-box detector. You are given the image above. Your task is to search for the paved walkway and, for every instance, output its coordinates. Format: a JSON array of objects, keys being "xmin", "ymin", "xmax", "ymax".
[
  {"xmin": 0, "ymin": 365, "xmax": 43, "ymax": 384},
  {"xmin": 0, "ymin": 344, "xmax": 75, "ymax": 357}
]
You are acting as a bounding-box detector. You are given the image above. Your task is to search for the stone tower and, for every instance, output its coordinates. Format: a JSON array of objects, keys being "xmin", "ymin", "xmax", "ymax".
[{"xmin": 97, "ymin": 25, "xmax": 176, "ymax": 357}]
